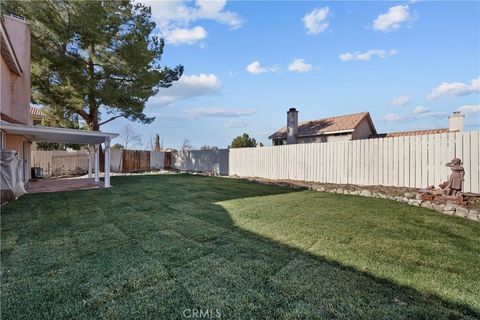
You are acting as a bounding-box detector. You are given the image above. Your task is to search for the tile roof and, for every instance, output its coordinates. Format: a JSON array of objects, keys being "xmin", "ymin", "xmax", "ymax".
[
  {"xmin": 30, "ymin": 106, "xmax": 46, "ymax": 118},
  {"xmin": 0, "ymin": 113, "xmax": 27, "ymax": 125},
  {"xmin": 269, "ymin": 112, "xmax": 375, "ymax": 140},
  {"xmin": 373, "ymin": 128, "xmax": 451, "ymax": 138}
]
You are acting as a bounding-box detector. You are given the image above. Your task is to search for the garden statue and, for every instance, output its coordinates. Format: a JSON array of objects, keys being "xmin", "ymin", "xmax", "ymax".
[{"xmin": 440, "ymin": 158, "xmax": 465, "ymax": 196}]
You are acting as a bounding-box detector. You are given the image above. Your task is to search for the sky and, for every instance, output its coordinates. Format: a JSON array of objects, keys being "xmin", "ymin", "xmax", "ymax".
[{"xmin": 102, "ymin": 0, "xmax": 480, "ymax": 149}]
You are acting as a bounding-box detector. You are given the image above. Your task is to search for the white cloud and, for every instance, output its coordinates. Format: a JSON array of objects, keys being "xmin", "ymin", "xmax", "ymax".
[
  {"xmin": 246, "ymin": 61, "xmax": 267, "ymax": 75},
  {"xmin": 145, "ymin": 0, "xmax": 243, "ymax": 29},
  {"xmin": 382, "ymin": 113, "xmax": 403, "ymax": 122},
  {"xmin": 225, "ymin": 120, "xmax": 252, "ymax": 128},
  {"xmin": 165, "ymin": 26, "xmax": 207, "ymax": 45},
  {"xmin": 152, "ymin": 73, "xmax": 221, "ymax": 106},
  {"xmin": 288, "ymin": 59, "xmax": 313, "ymax": 73},
  {"xmin": 413, "ymin": 105, "xmax": 429, "ymax": 114},
  {"xmin": 339, "ymin": 49, "xmax": 398, "ymax": 61},
  {"xmin": 457, "ymin": 104, "xmax": 480, "ymax": 116},
  {"xmin": 389, "ymin": 95, "xmax": 411, "ymax": 106},
  {"xmin": 427, "ymin": 77, "xmax": 480, "ymax": 100},
  {"xmin": 372, "ymin": 5, "xmax": 411, "ymax": 32},
  {"xmin": 183, "ymin": 107, "xmax": 256, "ymax": 119},
  {"xmin": 303, "ymin": 7, "xmax": 330, "ymax": 35},
  {"xmin": 382, "ymin": 111, "xmax": 447, "ymax": 122},
  {"xmin": 141, "ymin": 0, "xmax": 243, "ymax": 46}
]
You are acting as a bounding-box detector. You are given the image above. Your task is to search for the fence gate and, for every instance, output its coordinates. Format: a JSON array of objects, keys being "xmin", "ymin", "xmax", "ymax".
[
  {"xmin": 122, "ymin": 150, "xmax": 150, "ymax": 172},
  {"xmin": 164, "ymin": 151, "xmax": 172, "ymax": 169}
]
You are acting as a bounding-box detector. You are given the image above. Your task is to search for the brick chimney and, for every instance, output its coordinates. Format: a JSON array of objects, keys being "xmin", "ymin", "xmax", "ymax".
[
  {"xmin": 287, "ymin": 108, "xmax": 298, "ymax": 144},
  {"xmin": 448, "ymin": 111, "xmax": 464, "ymax": 132}
]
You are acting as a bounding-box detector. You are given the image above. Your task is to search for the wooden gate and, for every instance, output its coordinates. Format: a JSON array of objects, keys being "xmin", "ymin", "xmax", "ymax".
[
  {"xmin": 164, "ymin": 151, "xmax": 172, "ymax": 169},
  {"xmin": 122, "ymin": 150, "xmax": 150, "ymax": 172}
]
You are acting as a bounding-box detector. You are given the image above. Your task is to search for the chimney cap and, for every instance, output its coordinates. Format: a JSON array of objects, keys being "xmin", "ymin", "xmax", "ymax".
[
  {"xmin": 287, "ymin": 107, "xmax": 297, "ymax": 113},
  {"xmin": 449, "ymin": 111, "xmax": 464, "ymax": 117}
]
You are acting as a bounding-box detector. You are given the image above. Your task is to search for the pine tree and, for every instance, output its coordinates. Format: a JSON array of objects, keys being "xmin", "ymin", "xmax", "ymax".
[{"xmin": 3, "ymin": 0, "xmax": 183, "ymax": 131}]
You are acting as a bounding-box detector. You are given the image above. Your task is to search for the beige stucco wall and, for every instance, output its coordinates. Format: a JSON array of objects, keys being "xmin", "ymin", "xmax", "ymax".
[
  {"xmin": 351, "ymin": 119, "xmax": 374, "ymax": 140},
  {"xmin": 1, "ymin": 56, "xmax": 14, "ymax": 116},
  {"xmin": 1, "ymin": 16, "xmax": 31, "ymax": 125},
  {"xmin": 298, "ymin": 136, "xmax": 326, "ymax": 143},
  {"xmin": 5, "ymin": 134, "xmax": 26, "ymax": 155},
  {"xmin": 325, "ymin": 134, "xmax": 353, "ymax": 142},
  {"xmin": 5, "ymin": 134, "xmax": 31, "ymax": 181}
]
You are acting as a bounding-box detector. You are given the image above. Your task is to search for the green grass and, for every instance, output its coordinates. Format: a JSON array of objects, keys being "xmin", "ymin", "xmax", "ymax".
[{"xmin": 1, "ymin": 174, "xmax": 479, "ymax": 319}]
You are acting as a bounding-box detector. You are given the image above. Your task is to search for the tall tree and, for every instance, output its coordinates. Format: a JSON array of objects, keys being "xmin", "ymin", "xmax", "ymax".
[
  {"xmin": 3, "ymin": 0, "xmax": 183, "ymax": 131},
  {"xmin": 181, "ymin": 139, "xmax": 193, "ymax": 151},
  {"xmin": 118, "ymin": 124, "xmax": 142, "ymax": 149},
  {"xmin": 229, "ymin": 133, "xmax": 257, "ymax": 148},
  {"xmin": 153, "ymin": 134, "xmax": 161, "ymax": 151}
]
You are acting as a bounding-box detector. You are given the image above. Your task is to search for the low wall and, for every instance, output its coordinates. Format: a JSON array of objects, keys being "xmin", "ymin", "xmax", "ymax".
[{"xmin": 172, "ymin": 149, "xmax": 229, "ymax": 175}]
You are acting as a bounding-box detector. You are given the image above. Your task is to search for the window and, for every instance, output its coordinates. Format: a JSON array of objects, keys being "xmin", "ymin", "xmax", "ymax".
[
  {"xmin": 0, "ymin": 131, "xmax": 5, "ymax": 150},
  {"xmin": 274, "ymin": 140, "xmax": 284, "ymax": 146}
]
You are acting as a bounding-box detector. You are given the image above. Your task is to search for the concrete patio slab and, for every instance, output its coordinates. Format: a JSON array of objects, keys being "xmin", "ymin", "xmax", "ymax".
[{"xmin": 26, "ymin": 178, "xmax": 104, "ymax": 194}]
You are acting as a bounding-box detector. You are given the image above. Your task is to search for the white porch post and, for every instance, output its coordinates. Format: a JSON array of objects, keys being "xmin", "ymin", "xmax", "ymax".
[
  {"xmin": 88, "ymin": 145, "xmax": 93, "ymax": 178},
  {"xmin": 94, "ymin": 145, "xmax": 100, "ymax": 182},
  {"xmin": 104, "ymin": 137, "xmax": 111, "ymax": 187}
]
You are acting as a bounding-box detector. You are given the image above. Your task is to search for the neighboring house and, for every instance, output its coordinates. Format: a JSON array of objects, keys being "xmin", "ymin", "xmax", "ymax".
[
  {"xmin": 269, "ymin": 108, "xmax": 465, "ymax": 146},
  {"xmin": 372, "ymin": 112, "xmax": 464, "ymax": 138},
  {"xmin": 30, "ymin": 106, "xmax": 47, "ymax": 126},
  {"xmin": 1, "ymin": 15, "xmax": 32, "ymax": 181},
  {"xmin": 269, "ymin": 108, "xmax": 377, "ymax": 145}
]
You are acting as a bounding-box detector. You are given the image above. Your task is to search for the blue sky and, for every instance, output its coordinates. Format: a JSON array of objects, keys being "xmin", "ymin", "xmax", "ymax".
[{"xmin": 102, "ymin": 0, "xmax": 480, "ymax": 149}]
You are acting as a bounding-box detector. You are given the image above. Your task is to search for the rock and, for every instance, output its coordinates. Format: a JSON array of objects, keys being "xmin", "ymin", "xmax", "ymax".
[
  {"xmin": 443, "ymin": 203, "xmax": 456, "ymax": 212},
  {"xmin": 415, "ymin": 193, "xmax": 423, "ymax": 200},
  {"xmin": 350, "ymin": 190, "xmax": 360, "ymax": 195},
  {"xmin": 378, "ymin": 194, "xmax": 387, "ymax": 199},
  {"xmin": 360, "ymin": 189, "xmax": 372, "ymax": 197},
  {"xmin": 453, "ymin": 205, "xmax": 469, "ymax": 216},
  {"xmin": 411, "ymin": 199, "xmax": 422, "ymax": 206},
  {"xmin": 443, "ymin": 210, "xmax": 455, "ymax": 215},
  {"xmin": 328, "ymin": 189, "xmax": 336, "ymax": 193},
  {"xmin": 466, "ymin": 212, "xmax": 479, "ymax": 221},
  {"xmin": 336, "ymin": 188, "xmax": 344, "ymax": 194},
  {"xmin": 315, "ymin": 187, "xmax": 326, "ymax": 192},
  {"xmin": 404, "ymin": 192, "xmax": 414, "ymax": 199},
  {"xmin": 343, "ymin": 189, "xmax": 350, "ymax": 194},
  {"xmin": 394, "ymin": 196, "xmax": 404, "ymax": 202},
  {"xmin": 432, "ymin": 203, "xmax": 445, "ymax": 212},
  {"xmin": 468, "ymin": 209, "xmax": 479, "ymax": 215},
  {"xmin": 421, "ymin": 202, "xmax": 434, "ymax": 209}
]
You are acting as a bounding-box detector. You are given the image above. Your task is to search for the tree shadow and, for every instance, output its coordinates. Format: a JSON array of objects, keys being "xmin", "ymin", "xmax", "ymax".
[{"xmin": 1, "ymin": 173, "xmax": 478, "ymax": 319}]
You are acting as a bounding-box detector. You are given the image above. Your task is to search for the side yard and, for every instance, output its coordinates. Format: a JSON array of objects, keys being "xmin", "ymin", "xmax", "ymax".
[{"xmin": 1, "ymin": 174, "xmax": 479, "ymax": 319}]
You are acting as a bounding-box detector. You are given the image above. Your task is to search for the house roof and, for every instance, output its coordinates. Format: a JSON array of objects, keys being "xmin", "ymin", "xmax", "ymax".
[
  {"xmin": 269, "ymin": 111, "xmax": 376, "ymax": 140},
  {"xmin": 372, "ymin": 128, "xmax": 451, "ymax": 138},
  {"xmin": 30, "ymin": 106, "xmax": 47, "ymax": 118},
  {"xmin": 0, "ymin": 113, "xmax": 27, "ymax": 125},
  {"xmin": 0, "ymin": 16, "xmax": 22, "ymax": 76}
]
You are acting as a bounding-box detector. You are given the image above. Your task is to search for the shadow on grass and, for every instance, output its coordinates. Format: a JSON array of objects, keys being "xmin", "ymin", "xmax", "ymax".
[{"xmin": 1, "ymin": 174, "xmax": 478, "ymax": 319}]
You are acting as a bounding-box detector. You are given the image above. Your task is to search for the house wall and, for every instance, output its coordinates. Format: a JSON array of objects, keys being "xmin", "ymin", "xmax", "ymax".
[
  {"xmin": 352, "ymin": 119, "xmax": 374, "ymax": 140},
  {"xmin": 2, "ymin": 16, "xmax": 31, "ymax": 125},
  {"xmin": 297, "ymin": 136, "xmax": 326, "ymax": 143},
  {"xmin": 5, "ymin": 134, "xmax": 26, "ymax": 156},
  {"xmin": 1, "ymin": 56, "xmax": 14, "ymax": 116}
]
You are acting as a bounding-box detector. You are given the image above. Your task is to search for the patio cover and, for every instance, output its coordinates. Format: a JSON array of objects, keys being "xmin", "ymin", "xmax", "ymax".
[{"xmin": 0, "ymin": 121, "xmax": 118, "ymax": 187}]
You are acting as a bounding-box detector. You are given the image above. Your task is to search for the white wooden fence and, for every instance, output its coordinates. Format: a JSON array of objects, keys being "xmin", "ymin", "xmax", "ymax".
[
  {"xmin": 173, "ymin": 149, "xmax": 229, "ymax": 175},
  {"xmin": 31, "ymin": 150, "xmax": 89, "ymax": 177},
  {"xmin": 229, "ymin": 131, "xmax": 480, "ymax": 194},
  {"xmin": 29, "ymin": 131, "xmax": 479, "ymax": 193}
]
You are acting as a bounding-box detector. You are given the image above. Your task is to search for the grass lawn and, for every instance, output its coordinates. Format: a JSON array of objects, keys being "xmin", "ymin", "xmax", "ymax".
[{"xmin": 1, "ymin": 174, "xmax": 479, "ymax": 319}]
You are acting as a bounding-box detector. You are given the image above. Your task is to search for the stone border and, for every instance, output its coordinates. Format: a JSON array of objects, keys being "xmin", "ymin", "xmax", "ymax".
[{"xmin": 235, "ymin": 177, "xmax": 480, "ymax": 222}]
